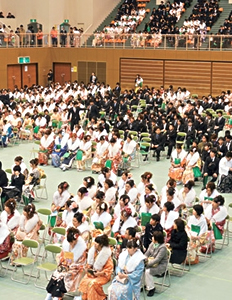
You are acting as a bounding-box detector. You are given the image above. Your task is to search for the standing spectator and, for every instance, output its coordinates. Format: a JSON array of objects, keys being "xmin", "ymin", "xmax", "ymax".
[
  {"xmin": 36, "ymin": 29, "xmax": 43, "ymax": 47},
  {"xmin": 60, "ymin": 26, "xmax": 67, "ymax": 47},
  {"xmin": 47, "ymin": 69, "xmax": 53, "ymax": 86},
  {"xmin": 19, "ymin": 24, "xmax": 25, "ymax": 47},
  {"xmin": 90, "ymin": 72, "xmax": 97, "ymax": 84},
  {"xmin": 50, "ymin": 26, "xmax": 57, "ymax": 47}
]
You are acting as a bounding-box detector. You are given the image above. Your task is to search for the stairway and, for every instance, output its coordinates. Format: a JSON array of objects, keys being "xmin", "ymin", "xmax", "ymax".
[
  {"xmin": 209, "ymin": 0, "xmax": 232, "ymax": 34},
  {"xmin": 176, "ymin": 0, "xmax": 198, "ymax": 28}
]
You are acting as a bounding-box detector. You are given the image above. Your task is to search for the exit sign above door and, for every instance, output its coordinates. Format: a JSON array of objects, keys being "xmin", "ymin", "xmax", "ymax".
[{"xmin": 18, "ymin": 56, "xmax": 30, "ymax": 64}]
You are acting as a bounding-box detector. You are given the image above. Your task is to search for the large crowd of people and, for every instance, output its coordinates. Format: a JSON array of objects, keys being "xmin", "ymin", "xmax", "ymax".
[{"xmin": 0, "ymin": 76, "xmax": 231, "ymax": 299}]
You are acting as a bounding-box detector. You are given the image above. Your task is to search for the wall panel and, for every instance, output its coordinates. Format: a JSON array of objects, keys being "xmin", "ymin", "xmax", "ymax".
[
  {"xmin": 164, "ymin": 61, "xmax": 211, "ymax": 96},
  {"xmin": 120, "ymin": 59, "xmax": 164, "ymax": 89},
  {"xmin": 212, "ymin": 62, "xmax": 232, "ymax": 95}
]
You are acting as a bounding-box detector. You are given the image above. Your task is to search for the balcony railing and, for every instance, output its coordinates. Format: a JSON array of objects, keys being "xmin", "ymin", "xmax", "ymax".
[{"xmin": 0, "ymin": 32, "xmax": 232, "ymax": 51}]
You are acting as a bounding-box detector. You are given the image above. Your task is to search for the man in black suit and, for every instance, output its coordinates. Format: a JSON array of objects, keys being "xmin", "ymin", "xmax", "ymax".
[
  {"xmin": 202, "ymin": 148, "xmax": 220, "ymax": 189},
  {"xmin": 166, "ymin": 123, "xmax": 177, "ymax": 159},
  {"xmin": 100, "ymin": 118, "xmax": 110, "ymax": 133},
  {"xmin": 151, "ymin": 127, "xmax": 166, "ymax": 161},
  {"xmin": 185, "ymin": 119, "xmax": 196, "ymax": 149},
  {"xmin": 195, "ymin": 116, "xmax": 207, "ymax": 142},
  {"xmin": 88, "ymin": 99, "xmax": 99, "ymax": 120},
  {"xmin": 114, "ymin": 82, "xmax": 121, "ymax": 98},
  {"xmin": 67, "ymin": 101, "xmax": 86, "ymax": 131},
  {"xmin": 89, "ymin": 72, "xmax": 97, "ymax": 84},
  {"xmin": 225, "ymin": 135, "xmax": 232, "ymax": 152},
  {"xmin": 119, "ymin": 98, "xmax": 128, "ymax": 116},
  {"xmin": 205, "ymin": 113, "xmax": 215, "ymax": 138},
  {"xmin": 214, "ymin": 111, "xmax": 225, "ymax": 135}
]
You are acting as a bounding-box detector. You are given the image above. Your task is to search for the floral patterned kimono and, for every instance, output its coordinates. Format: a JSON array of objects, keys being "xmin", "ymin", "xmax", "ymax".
[
  {"xmin": 108, "ymin": 249, "xmax": 145, "ymax": 300},
  {"xmin": 38, "ymin": 133, "xmax": 55, "ymax": 165},
  {"xmin": 168, "ymin": 149, "xmax": 187, "ymax": 182},
  {"xmin": 79, "ymin": 245, "xmax": 113, "ymax": 300},
  {"xmin": 11, "ymin": 213, "xmax": 41, "ymax": 262},
  {"xmin": 46, "ymin": 236, "xmax": 87, "ymax": 297},
  {"xmin": 0, "ymin": 222, "xmax": 11, "ymax": 259}
]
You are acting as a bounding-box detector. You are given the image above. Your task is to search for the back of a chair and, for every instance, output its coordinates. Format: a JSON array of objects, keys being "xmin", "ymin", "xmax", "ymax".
[
  {"xmin": 45, "ymin": 244, "xmax": 62, "ymax": 254},
  {"xmin": 22, "ymin": 239, "xmax": 39, "ymax": 249},
  {"xmin": 52, "ymin": 227, "xmax": 66, "ymax": 236},
  {"xmin": 37, "ymin": 208, "xmax": 52, "ymax": 216}
]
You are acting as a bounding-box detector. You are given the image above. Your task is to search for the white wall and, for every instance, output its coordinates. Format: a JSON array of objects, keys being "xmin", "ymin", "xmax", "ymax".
[{"xmin": 0, "ymin": 0, "xmax": 121, "ymax": 32}]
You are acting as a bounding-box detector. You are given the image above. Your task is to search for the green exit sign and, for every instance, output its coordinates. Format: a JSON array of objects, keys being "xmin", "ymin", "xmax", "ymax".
[
  {"xmin": 64, "ymin": 19, "xmax": 69, "ymax": 23},
  {"xmin": 30, "ymin": 19, "xmax": 37, "ymax": 23},
  {"xmin": 18, "ymin": 56, "xmax": 30, "ymax": 64}
]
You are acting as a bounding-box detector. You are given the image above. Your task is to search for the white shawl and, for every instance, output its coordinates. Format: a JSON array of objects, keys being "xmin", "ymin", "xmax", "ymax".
[
  {"xmin": 0, "ymin": 222, "xmax": 10, "ymax": 244},
  {"xmin": 205, "ymin": 205, "xmax": 228, "ymax": 223},
  {"xmin": 55, "ymin": 134, "xmax": 69, "ymax": 149},
  {"xmin": 160, "ymin": 210, "xmax": 179, "ymax": 230},
  {"xmin": 87, "ymin": 245, "xmax": 111, "ymax": 271},
  {"xmin": 0, "ymin": 209, "xmax": 20, "ymax": 230},
  {"xmin": 67, "ymin": 137, "xmax": 80, "ymax": 151},
  {"xmin": 62, "ymin": 236, "xmax": 87, "ymax": 262},
  {"xmin": 118, "ymin": 249, "xmax": 145, "ymax": 273},
  {"xmin": 40, "ymin": 133, "xmax": 54, "ymax": 148}
]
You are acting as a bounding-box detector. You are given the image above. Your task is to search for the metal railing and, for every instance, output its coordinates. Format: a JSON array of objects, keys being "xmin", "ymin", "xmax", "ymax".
[{"xmin": 0, "ymin": 32, "xmax": 232, "ymax": 51}]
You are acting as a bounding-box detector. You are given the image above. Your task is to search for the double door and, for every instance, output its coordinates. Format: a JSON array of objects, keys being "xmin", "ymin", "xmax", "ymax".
[{"xmin": 7, "ymin": 64, "xmax": 37, "ymax": 90}]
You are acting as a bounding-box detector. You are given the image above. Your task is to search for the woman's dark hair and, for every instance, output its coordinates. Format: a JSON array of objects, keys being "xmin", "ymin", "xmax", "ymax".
[
  {"xmin": 153, "ymin": 231, "xmax": 164, "ymax": 244},
  {"xmin": 30, "ymin": 158, "xmax": 39, "ymax": 166},
  {"xmin": 67, "ymin": 227, "xmax": 80, "ymax": 243},
  {"xmin": 164, "ymin": 201, "xmax": 175, "ymax": 212},
  {"xmin": 83, "ymin": 176, "xmax": 95, "ymax": 189},
  {"xmin": 184, "ymin": 180, "xmax": 194, "ymax": 190},
  {"xmin": 174, "ymin": 218, "xmax": 185, "ymax": 232},
  {"xmin": 127, "ymin": 239, "xmax": 139, "ymax": 249},
  {"xmin": 4, "ymin": 198, "xmax": 16, "ymax": 214},
  {"xmin": 167, "ymin": 186, "xmax": 175, "ymax": 197},
  {"xmin": 193, "ymin": 204, "xmax": 203, "ymax": 216},
  {"xmin": 73, "ymin": 212, "xmax": 84, "ymax": 224},
  {"xmin": 95, "ymin": 234, "xmax": 109, "ymax": 247},
  {"xmin": 206, "ymin": 182, "xmax": 216, "ymax": 191},
  {"xmin": 109, "ymin": 137, "xmax": 116, "ymax": 144},
  {"xmin": 141, "ymin": 172, "xmax": 152, "ymax": 181},
  {"xmin": 126, "ymin": 227, "xmax": 136, "ymax": 238},
  {"xmin": 66, "ymin": 200, "xmax": 78, "ymax": 213},
  {"xmin": 126, "ymin": 179, "xmax": 135, "ymax": 188},
  {"xmin": 120, "ymin": 194, "xmax": 130, "ymax": 205},
  {"xmin": 97, "ymin": 202, "xmax": 108, "ymax": 212},
  {"xmin": 104, "ymin": 179, "xmax": 114, "ymax": 188},
  {"xmin": 78, "ymin": 186, "xmax": 88, "ymax": 195},
  {"xmin": 58, "ymin": 181, "xmax": 69, "ymax": 192},
  {"xmin": 23, "ymin": 203, "xmax": 36, "ymax": 219},
  {"xmin": 145, "ymin": 183, "xmax": 155, "ymax": 192},
  {"xmin": 166, "ymin": 178, "xmax": 176, "ymax": 186},
  {"xmin": 101, "ymin": 167, "xmax": 110, "ymax": 177},
  {"xmin": 151, "ymin": 214, "xmax": 160, "ymax": 222},
  {"xmin": 95, "ymin": 190, "xmax": 105, "ymax": 201},
  {"xmin": 145, "ymin": 195, "xmax": 156, "ymax": 204},
  {"xmin": 14, "ymin": 156, "xmax": 23, "ymax": 162},
  {"xmin": 213, "ymin": 195, "xmax": 225, "ymax": 206}
]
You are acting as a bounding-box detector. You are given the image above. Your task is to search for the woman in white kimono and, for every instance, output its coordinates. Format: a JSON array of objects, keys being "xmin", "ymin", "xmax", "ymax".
[
  {"xmin": 104, "ymin": 137, "xmax": 122, "ymax": 175},
  {"xmin": 122, "ymin": 135, "xmax": 137, "ymax": 168},
  {"xmin": 160, "ymin": 202, "xmax": 179, "ymax": 242},
  {"xmin": 82, "ymin": 176, "xmax": 97, "ymax": 199},
  {"xmin": 52, "ymin": 182, "xmax": 70, "ymax": 213},
  {"xmin": 108, "ymin": 240, "xmax": 145, "ymax": 300},
  {"xmin": 137, "ymin": 172, "xmax": 154, "ymax": 199},
  {"xmin": 98, "ymin": 167, "xmax": 117, "ymax": 188},
  {"xmin": 104, "ymin": 179, "xmax": 117, "ymax": 207},
  {"xmin": 114, "ymin": 195, "xmax": 135, "ymax": 219},
  {"xmin": 38, "ymin": 129, "xmax": 55, "ymax": 165},
  {"xmin": 91, "ymin": 136, "xmax": 109, "ymax": 172},
  {"xmin": 45, "ymin": 227, "xmax": 87, "ymax": 300},
  {"xmin": 140, "ymin": 183, "xmax": 158, "ymax": 207},
  {"xmin": 74, "ymin": 187, "xmax": 93, "ymax": 212},
  {"xmin": 199, "ymin": 182, "xmax": 219, "ymax": 211},
  {"xmin": 11, "ymin": 203, "xmax": 41, "ymax": 262},
  {"xmin": 187, "ymin": 204, "xmax": 208, "ymax": 264},
  {"xmin": 182, "ymin": 147, "xmax": 201, "ymax": 184},
  {"xmin": 140, "ymin": 195, "xmax": 160, "ymax": 215},
  {"xmin": 205, "ymin": 195, "xmax": 228, "ymax": 236},
  {"xmin": 117, "ymin": 172, "xmax": 133, "ymax": 195},
  {"xmin": 1, "ymin": 198, "xmax": 20, "ymax": 233},
  {"xmin": 119, "ymin": 179, "xmax": 138, "ymax": 204},
  {"xmin": 0, "ymin": 221, "xmax": 11, "ymax": 259},
  {"xmin": 112, "ymin": 207, "xmax": 137, "ymax": 236},
  {"xmin": 67, "ymin": 212, "xmax": 90, "ymax": 234},
  {"xmin": 91, "ymin": 202, "xmax": 112, "ymax": 229},
  {"xmin": 168, "ymin": 144, "xmax": 187, "ymax": 184},
  {"xmin": 76, "ymin": 135, "xmax": 92, "ymax": 171},
  {"xmin": 178, "ymin": 180, "xmax": 196, "ymax": 208},
  {"xmin": 160, "ymin": 178, "xmax": 179, "ymax": 208}
]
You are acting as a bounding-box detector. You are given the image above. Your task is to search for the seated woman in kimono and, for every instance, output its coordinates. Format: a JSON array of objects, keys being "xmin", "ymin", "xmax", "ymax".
[
  {"xmin": 168, "ymin": 144, "xmax": 187, "ymax": 184},
  {"xmin": 79, "ymin": 234, "xmax": 113, "ymax": 300},
  {"xmin": 51, "ymin": 130, "xmax": 69, "ymax": 167},
  {"xmin": 11, "ymin": 203, "xmax": 41, "ymax": 262},
  {"xmin": 204, "ymin": 195, "xmax": 228, "ymax": 248},
  {"xmin": 199, "ymin": 182, "xmax": 220, "ymax": 211},
  {"xmin": 187, "ymin": 204, "xmax": 208, "ymax": 264},
  {"xmin": 91, "ymin": 202, "xmax": 112, "ymax": 231},
  {"xmin": 0, "ymin": 198, "xmax": 20, "ymax": 234},
  {"xmin": 0, "ymin": 221, "xmax": 11, "ymax": 259},
  {"xmin": 144, "ymin": 231, "xmax": 169, "ymax": 297},
  {"xmin": 38, "ymin": 129, "xmax": 54, "ymax": 165},
  {"xmin": 108, "ymin": 240, "xmax": 145, "ymax": 300},
  {"xmin": 45, "ymin": 227, "xmax": 87, "ymax": 300},
  {"xmin": 112, "ymin": 207, "xmax": 137, "ymax": 237},
  {"xmin": 52, "ymin": 182, "xmax": 70, "ymax": 213},
  {"xmin": 160, "ymin": 202, "xmax": 179, "ymax": 242}
]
